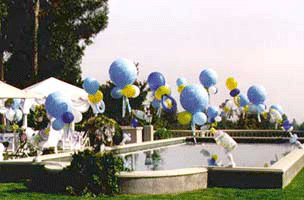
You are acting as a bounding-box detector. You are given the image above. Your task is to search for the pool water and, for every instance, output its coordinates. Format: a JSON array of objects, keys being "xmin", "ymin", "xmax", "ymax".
[{"xmin": 121, "ymin": 143, "xmax": 295, "ymax": 171}]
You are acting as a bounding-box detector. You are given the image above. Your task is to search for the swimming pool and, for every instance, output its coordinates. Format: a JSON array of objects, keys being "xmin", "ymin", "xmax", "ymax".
[{"xmin": 121, "ymin": 142, "xmax": 294, "ymax": 171}]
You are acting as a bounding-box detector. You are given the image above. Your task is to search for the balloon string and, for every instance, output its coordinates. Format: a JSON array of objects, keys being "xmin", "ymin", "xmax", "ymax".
[
  {"xmin": 126, "ymin": 97, "xmax": 131, "ymax": 114},
  {"xmin": 208, "ymin": 89, "xmax": 211, "ymax": 105},
  {"xmin": 122, "ymin": 96, "xmax": 126, "ymax": 118},
  {"xmin": 257, "ymin": 113, "xmax": 261, "ymax": 123},
  {"xmin": 191, "ymin": 121, "xmax": 197, "ymax": 144},
  {"xmin": 122, "ymin": 96, "xmax": 131, "ymax": 118},
  {"xmin": 233, "ymin": 96, "xmax": 240, "ymax": 107},
  {"xmin": 157, "ymin": 104, "xmax": 162, "ymax": 118}
]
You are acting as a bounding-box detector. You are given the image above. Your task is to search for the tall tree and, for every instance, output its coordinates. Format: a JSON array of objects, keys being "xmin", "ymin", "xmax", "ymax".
[{"xmin": 4, "ymin": 0, "xmax": 108, "ymax": 88}]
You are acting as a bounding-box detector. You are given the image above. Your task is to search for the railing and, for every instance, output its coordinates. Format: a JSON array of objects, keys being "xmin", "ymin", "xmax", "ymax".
[{"xmin": 169, "ymin": 129, "xmax": 304, "ymax": 140}]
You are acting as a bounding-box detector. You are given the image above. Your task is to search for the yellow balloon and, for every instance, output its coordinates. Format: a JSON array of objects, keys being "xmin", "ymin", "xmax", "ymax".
[
  {"xmin": 262, "ymin": 112, "xmax": 268, "ymax": 119},
  {"xmin": 122, "ymin": 84, "xmax": 136, "ymax": 97},
  {"xmin": 210, "ymin": 128, "xmax": 217, "ymax": 134},
  {"xmin": 211, "ymin": 154, "xmax": 218, "ymax": 160},
  {"xmin": 165, "ymin": 98, "xmax": 173, "ymax": 109},
  {"xmin": 178, "ymin": 84, "xmax": 186, "ymax": 93},
  {"xmin": 88, "ymin": 90, "xmax": 103, "ymax": 103},
  {"xmin": 45, "ymin": 128, "xmax": 50, "ymax": 135},
  {"xmin": 226, "ymin": 77, "xmax": 238, "ymax": 90},
  {"xmin": 155, "ymin": 86, "xmax": 171, "ymax": 100},
  {"xmin": 177, "ymin": 111, "xmax": 192, "ymax": 125},
  {"xmin": 224, "ymin": 106, "xmax": 230, "ymax": 113},
  {"xmin": 243, "ymin": 105, "xmax": 249, "ymax": 113}
]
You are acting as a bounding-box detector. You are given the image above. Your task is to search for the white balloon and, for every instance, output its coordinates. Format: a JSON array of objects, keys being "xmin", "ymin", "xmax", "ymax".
[
  {"xmin": 269, "ymin": 109, "xmax": 282, "ymax": 123},
  {"xmin": 214, "ymin": 116, "xmax": 222, "ymax": 122},
  {"xmin": 5, "ymin": 109, "xmax": 15, "ymax": 121},
  {"xmin": 225, "ymin": 100, "xmax": 234, "ymax": 109},
  {"xmin": 15, "ymin": 109, "xmax": 23, "ymax": 122},
  {"xmin": 132, "ymin": 85, "xmax": 140, "ymax": 98},
  {"xmin": 30, "ymin": 102, "xmax": 39, "ymax": 111},
  {"xmin": 208, "ymin": 86, "xmax": 218, "ymax": 95},
  {"xmin": 132, "ymin": 110, "xmax": 146, "ymax": 120},
  {"xmin": 72, "ymin": 110, "xmax": 83, "ymax": 123}
]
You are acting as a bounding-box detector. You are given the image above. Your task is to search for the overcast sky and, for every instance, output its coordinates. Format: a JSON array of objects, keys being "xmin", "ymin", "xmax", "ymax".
[{"xmin": 81, "ymin": 0, "xmax": 304, "ymax": 123}]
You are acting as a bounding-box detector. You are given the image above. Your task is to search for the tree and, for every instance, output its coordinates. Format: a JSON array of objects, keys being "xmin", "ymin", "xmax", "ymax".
[{"xmin": 4, "ymin": 0, "xmax": 108, "ymax": 88}]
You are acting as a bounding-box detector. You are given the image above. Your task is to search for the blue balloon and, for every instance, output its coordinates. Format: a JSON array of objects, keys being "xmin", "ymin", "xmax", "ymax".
[
  {"xmin": 45, "ymin": 92, "xmax": 71, "ymax": 118},
  {"xmin": 45, "ymin": 92, "xmax": 63, "ymax": 117},
  {"xmin": 83, "ymin": 77, "xmax": 99, "ymax": 94},
  {"xmin": 176, "ymin": 77, "xmax": 187, "ymax": 86},
  {"xmin": 283, "ymin": 120, "xmax": 292, "ymax": 131},
  {"xmin": 147, "ymin": 72, "xmax": 166, "ymax": 91},
  {"xmin": 151, "ymin": 99, "xmax": 161, "ymax": 109},
  {"xmin": 52, "ymin": 119, "xmax": 65, "ymax": 130},
  {"xmin": 199, "ymin": 69, "xmax": 218, "ymax": 88},
  {"xmin": 180, "ymin": 84, "xmax": 209, "ymax": 113},
  {"xmin": 111, "ymin": 87, "xmax": 123, "ymax": 99},
  {"xmin": 207, "ymin": 106, "xmax": 219, "ymax": 119},
  {"xmin": 45, "ymin": 92, "xmax": 61, "ymax": 113},
  {"xmin": 249, "ymin": 104, "xmax": 258, "ymax": 113},
  {"xmin": 109, "ymin": 58, "xmax": 137, "ymax": 88},
  {"xmin": 239, "ymin": 93, "xmax": 249, "ymax": 107},
  {"xmin": 247, "ymin": 85, "xmax": 267, "ymax": 105},
  {"xmin": 193, "ymin": 112, "xmax": 207, "ymax": 125},
  {"xmin": 131, "ymin": 118, "xmax": 138, "ymax": 128},
  {"xmin": 51, "ymin": 99, "xmax": 69, "ymax": 118},
  {"xmin": 62, "ymin": 111, "xmax": 74, "ymax": 124},
  {"xmin": 230, "ymin": 88, "xmax": 240, "ymax": 97},
  {"xmin": 270, "ymin": 104, "xmax": 284, "ymax": 115},
  {"xmin": 256, "ymin": 104, "xmax": 265, "ymax": 113}
]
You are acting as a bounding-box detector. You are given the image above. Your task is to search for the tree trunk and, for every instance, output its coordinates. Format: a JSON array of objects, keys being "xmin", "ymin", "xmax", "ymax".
[
  {"xmin": 32, "ymin": 0, "xmax": 40, "ymax": 83},
  {"xmin": 0, "ymin": 51, "xmax": 4, "ymax": 81}
]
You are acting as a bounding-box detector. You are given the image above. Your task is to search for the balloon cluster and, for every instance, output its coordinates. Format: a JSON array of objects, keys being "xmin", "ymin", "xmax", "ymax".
[
  {"xmin": 225, "ymin": 77, "xmax": 241, "ymax": 105},
  {"xmin": 45, "ymin": 92, "xmax": 78, "ymax": 130},
  {"xmin": 82, "ymin": 77, "xmax": 105, "ymax": 114},
  {"xmin": 5, "ymin": 99, "xmax": 23, "ymax": 122},
  {"xmin": 246, "ymin": 85, "xmax": 267, "ymax": 122},
  {"xmin": 109, "ymin": 58, "xmax": 140, "ymax": 117},
  {"xmin": 148, "ymin": 72, "xmax": 177, "ymax": 114},
  {"xmin": 199, "ymin": 68, "xmax": 218, "ymax": 96},
  {"xmin": 177, "ymin": 81, "xmax": 209, "ymax": 127},
  {"xmin": 269, "ymin": 104, "xmax": 283, "ymax": 125},
  {"xmin": 199, "ymin": 69, "xmax": 221, "ymax": 122}
]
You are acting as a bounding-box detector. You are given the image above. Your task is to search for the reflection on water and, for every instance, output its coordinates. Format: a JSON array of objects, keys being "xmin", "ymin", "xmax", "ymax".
[
  {"xmin": 121, "ymin": 143, "xmax": 295, "ymax": 171},
  {"xmin": 123, "ymin": 149, "xmax": 163, "ymax": 171}
]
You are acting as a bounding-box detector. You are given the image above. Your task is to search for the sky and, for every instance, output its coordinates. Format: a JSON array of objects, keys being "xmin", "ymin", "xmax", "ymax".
[{"xmin": 81, "ymin": 0, "xmax": 304, "ymax": 123}]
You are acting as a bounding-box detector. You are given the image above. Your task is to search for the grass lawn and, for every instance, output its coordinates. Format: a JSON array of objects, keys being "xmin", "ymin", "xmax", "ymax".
[{"xmin": 1, "ymin": 168, "xmax": 304, "ymax": 200}]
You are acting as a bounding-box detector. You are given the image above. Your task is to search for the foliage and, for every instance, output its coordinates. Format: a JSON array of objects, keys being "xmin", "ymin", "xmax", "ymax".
[
  {"xmin": 82, "ymin": 115, "xmax": 122, "ymax": 147},
  {"xmin": 27, "ymin": 104, "xmax": 49, "ymax": 130},
  {"xmin": 100, "ymin": 79, "xmax": 149, "ymax": 126},
  {"xmin": 154, "ymin": 128, "xmax": 172, "ymax": 140},
  {"xmin": 64, "ymin": 150, "xmax": 126, "ymax": 196},
  {"xmin": 3, "ymin": 0, "xmax": 108, "ymax": 88}
]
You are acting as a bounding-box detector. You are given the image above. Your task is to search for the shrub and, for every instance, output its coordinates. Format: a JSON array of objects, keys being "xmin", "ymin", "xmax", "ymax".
[
  {"xmin": 154, "ymin": 128, "xmax": 172, "ymax": 140},
  {"xmin": 27, "ymin": 149, "xmax": 126, "ymax": 196},
  {"xmin": 64, "ymin": 150, "xmax": 126, "ymax": 196},
  {"xmin": 83, "ymin": 115, "xmax": 123, "ymax": 148}
]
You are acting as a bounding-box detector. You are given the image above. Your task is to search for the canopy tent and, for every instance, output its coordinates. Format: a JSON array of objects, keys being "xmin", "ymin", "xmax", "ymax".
[
  {"xmin": 23, "ymin": 77, "xmax": 87, "ymax": 100},
  {"xmin": 0, "ymin": 81, "xmax": 38, "ymax": 99}
]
